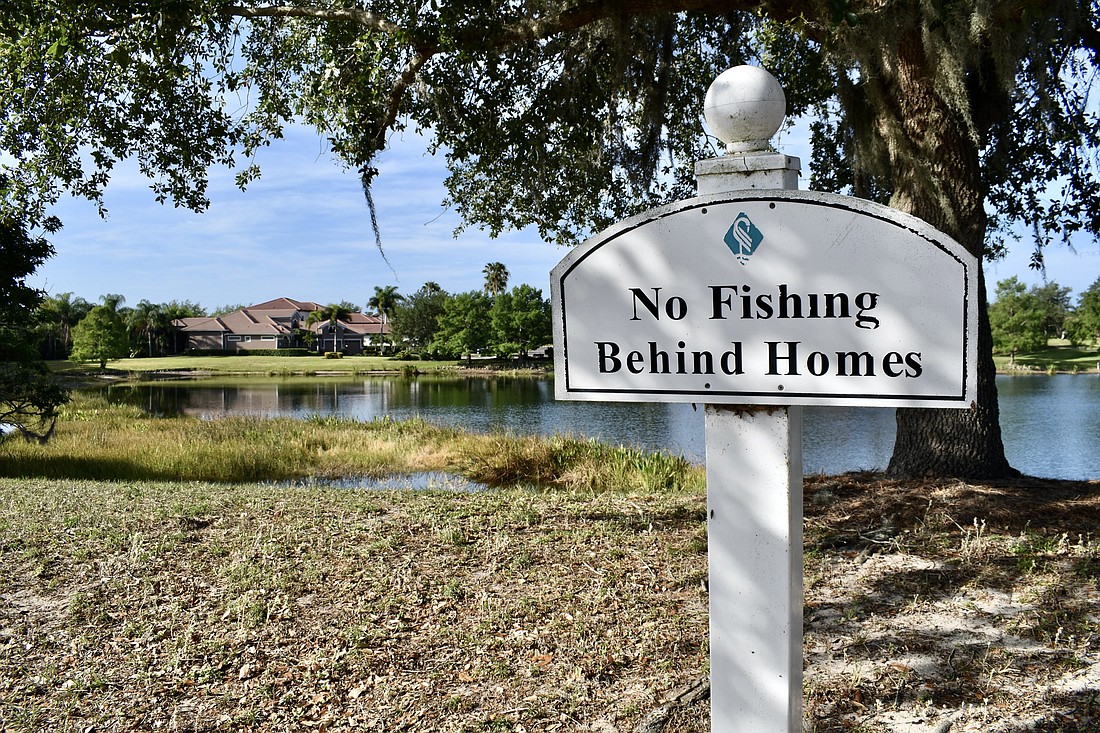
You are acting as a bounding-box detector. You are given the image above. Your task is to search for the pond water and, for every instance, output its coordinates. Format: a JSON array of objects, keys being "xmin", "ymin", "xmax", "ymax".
[
  {"xmin": 996, "ymin": 374, "xmax": 1100, "ymax": 481},
  {"xmin": 92, "ymin": 373, "xmax": 1100, "ymax": 480}
]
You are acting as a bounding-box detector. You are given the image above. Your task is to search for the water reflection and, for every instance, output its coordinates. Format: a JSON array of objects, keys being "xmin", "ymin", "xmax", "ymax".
[
  {"xmin": 269, "ymin": 471, "xmax": 487, "ymax": 493},
  {"xmin": 94, "ymin": 373, "xmax": 1099, "ymax": 480}
]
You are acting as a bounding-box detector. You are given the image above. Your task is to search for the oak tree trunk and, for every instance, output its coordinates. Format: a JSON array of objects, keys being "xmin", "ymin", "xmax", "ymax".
[
  {"xmin": 870, "ymin": 26, "xmax": 1018, "ymax": 479},
  {"xmin": 889, "ymin": 280, "xmax": 1017, "ymax": 478}
]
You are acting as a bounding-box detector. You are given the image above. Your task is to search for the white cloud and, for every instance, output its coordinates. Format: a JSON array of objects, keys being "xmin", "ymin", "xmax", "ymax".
[{"xmin": 32, "ymin": 123, "xmax": 558, "ymax": 308}]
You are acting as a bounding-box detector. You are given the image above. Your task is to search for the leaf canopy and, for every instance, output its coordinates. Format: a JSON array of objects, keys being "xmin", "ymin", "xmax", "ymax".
[
  {"xmin": 3, "ymin": 1, "xmax": 1097, "ymax": 261},
  {"xmin": 0, "ymin": 213, "xmax": 68, "ymax": 440}
]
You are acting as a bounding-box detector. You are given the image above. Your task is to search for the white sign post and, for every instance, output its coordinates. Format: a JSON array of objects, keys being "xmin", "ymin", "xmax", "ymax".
[{"xmin": 551, "ymin": 66, "xmax": 979, "ymax": 732}]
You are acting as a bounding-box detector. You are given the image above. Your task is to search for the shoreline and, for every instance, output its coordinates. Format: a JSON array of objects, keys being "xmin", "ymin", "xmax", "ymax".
[{"xmin": 60, "ymin": 364, "xmax": 1098, "ymax": 387}]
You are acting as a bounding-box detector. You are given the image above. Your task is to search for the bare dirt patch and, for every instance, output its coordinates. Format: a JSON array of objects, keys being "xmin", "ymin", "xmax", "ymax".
[
  {"xmin": 803, "ymin": 474, "xmax": 1100, "ymax": 732},
  {"xmin": 1, "ymin": 474, "xmax": 1099, "ymax": 732}
]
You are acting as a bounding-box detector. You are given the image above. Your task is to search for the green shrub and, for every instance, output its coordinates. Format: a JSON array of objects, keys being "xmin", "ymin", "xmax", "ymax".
[{"xmin": 250, "ymin": 348, "xmax": 312, "ymax": 357}]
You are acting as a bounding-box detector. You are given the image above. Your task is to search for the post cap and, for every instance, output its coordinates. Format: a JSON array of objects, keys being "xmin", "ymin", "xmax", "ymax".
[{"xmin": 704, "ymin": 66, "xmax": 787, "ymax": 153}]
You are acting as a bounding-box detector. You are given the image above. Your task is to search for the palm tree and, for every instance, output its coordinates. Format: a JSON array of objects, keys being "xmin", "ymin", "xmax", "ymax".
[
  {"xmin": 99, "ymin": 293, "xmax": 126, "ymax": 314},
  {"xmin": 368, "ymin": 286, "xmax": 404, "ymax": 354},
  {"xmin": 127, "ymin": 300, "xmax": 165, "ymax": 357},
  {"xmin": 39, "ymin": 292, "xmax": 91, "ymax": 357},
  {"xmin": 482, "ymin": 262, "xmax": 509, "ymax": 297},
  {"xmin": 368, "ymin": 285, "xmax": 404, "ymax": 323},
  {"xmin": 305, "ymin": 303, "xmax": 353, "ymax": 353},
  {"xmin": 161, "ymin": 300, "xmax": 206, "ymax": 354}
]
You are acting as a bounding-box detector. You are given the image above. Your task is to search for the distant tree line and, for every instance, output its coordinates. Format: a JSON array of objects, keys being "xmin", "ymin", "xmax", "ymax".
[
  {"xmin": 389, "ymin": 265, "xmax": 552, "ymax": 361},
  {"xmin": 34, "ymin": 272, "xmax": 1093, "ymax": 369},
  {"xmin": 35, "ymin": 293, "xmax": 208, "ymax": 364},
  {"xmin": 989, "ymin": 277, "xmax": 1100, "ymax": 364},
  {"xmin": 30, "ymin": 262, "xmax": 551, "ymax": 365}
]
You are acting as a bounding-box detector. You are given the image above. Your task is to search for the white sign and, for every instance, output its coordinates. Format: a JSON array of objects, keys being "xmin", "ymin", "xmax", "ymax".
[{"xmin": 552, "ymin": 190, "xmax": 978, "ymax": 408}]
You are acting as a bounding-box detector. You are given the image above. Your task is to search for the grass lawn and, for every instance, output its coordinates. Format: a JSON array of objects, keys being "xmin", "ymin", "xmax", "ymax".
[
  {"xmin": 3, "ymin": 399, "xmax": 1100, "ymax": 730},
  {"xmin": 993, "ymin": 344, "xmax": 1100, "ymax": 373},
  {"xmin": 3, "ymin": 473, "xmax": 1099, "ymax": 732}
]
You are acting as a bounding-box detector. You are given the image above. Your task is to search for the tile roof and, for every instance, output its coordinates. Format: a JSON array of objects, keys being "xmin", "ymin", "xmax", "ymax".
[
  {"xmin": 176, "ymin": 299, "xmax": 386, "ymax": 337},
  {"xmin": 249, "ymin": 297, "xmax": 323, "ymax": 311},
  {"xmin": 217, "ymin": 310, "xmax": 292, "ymax": 335}
]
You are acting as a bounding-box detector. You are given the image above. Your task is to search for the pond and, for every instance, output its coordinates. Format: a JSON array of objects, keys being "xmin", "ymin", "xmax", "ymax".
[{"xmin": 92, "ymin": 373, "xmax": 1100, "ymax": 480}]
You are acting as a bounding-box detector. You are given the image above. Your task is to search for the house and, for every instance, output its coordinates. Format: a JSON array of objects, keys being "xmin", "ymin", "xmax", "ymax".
[
  {"xmin": 173, "ymin": 298, "xmax": 388, "ymax": 355},
  {"xmin": 304, "ymin": 311, "xmax": 387, "ymax": 355}
]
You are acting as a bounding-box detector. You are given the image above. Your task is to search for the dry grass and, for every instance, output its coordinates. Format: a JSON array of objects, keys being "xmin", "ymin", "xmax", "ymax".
[
  {"xmin": 2, "ymin": 466, "xmax": 1100, "ymax": 731},
  {"xmin": 0, "ymin": 478, "xmax": 710, "ymax": 732}
]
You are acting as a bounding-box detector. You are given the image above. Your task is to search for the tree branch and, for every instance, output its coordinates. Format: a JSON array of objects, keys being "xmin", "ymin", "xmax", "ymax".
[
  {"xmin": 374, "ymin": 51, "xmax": 431, "ymax": 151},
  {"xmin": 630, "ymin": 675, "xmax": 710, "ymax": 733},
  {"xmin": 221, "ymin": 4, "xmax": 404, "ymax": 36},
  {"xmin": 218, "ymin": 1, "xmax": 772, "ymax": 154},
  {"xmin": 492, "ymin": 0, "xmax": 735, "ymax": 45},
  {"xmin": 220, "ymin": 1, "xmax": 770, "ymax": 50}
]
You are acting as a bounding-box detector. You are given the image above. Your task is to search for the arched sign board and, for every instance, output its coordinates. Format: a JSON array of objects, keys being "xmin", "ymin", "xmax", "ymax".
[{"xmin": 551, "ymin": 190, "xmax": 978, "ymax": 408}]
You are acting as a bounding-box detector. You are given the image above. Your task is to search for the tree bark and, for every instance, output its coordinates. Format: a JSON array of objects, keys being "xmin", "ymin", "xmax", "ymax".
[
  {"xmin": 867, "ymin": 24, "xmax": 1018, "ymax": 479},
  {"xmin": 889, "ymin": 279, "xmax": 1017, "ymax": 478}
]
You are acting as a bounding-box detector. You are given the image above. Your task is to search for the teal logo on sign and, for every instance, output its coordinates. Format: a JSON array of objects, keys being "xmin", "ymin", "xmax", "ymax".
[{"xmin": 724, "ymin": 213, "xmax": 764, "ymax": 265}]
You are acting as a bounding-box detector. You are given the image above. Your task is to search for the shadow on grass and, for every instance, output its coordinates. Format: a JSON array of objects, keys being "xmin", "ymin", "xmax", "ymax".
[
  {"xmin": 802, "ymin": 473, "xmax": 1100, "ymax": 731},
  {"xmin": 0, "ymin": 454, "xmax": 284, "ymax": 483}
]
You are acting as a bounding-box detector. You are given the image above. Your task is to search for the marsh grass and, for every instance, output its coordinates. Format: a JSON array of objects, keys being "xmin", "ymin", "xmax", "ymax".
[{"xmin": 0, "ymin": 393, "xmax": 704, "ymax": 494}]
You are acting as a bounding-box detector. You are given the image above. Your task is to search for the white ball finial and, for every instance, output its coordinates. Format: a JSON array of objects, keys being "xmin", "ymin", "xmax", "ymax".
[{"xmin": 704, "ymin": 66, "xmax": 787, "ymax": 153}]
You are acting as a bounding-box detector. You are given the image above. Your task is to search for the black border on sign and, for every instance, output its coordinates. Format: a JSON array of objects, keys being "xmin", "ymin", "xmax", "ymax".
[{"xmin": 555, "ymin": 193, "xmax": 974, "ymax": 404}]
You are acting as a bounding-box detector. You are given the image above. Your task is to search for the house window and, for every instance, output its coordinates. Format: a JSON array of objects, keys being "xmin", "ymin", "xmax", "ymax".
[
  {"xmin": 227, "ymin": 336, "xmax": 242, "ymax": 342},
  {"xmin": 262, "ymin": 336, "xmax": 276, "ymax": 341}
]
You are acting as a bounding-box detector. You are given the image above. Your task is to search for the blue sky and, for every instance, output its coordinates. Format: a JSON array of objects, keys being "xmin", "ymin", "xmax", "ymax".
[
  {"xmin": 29, "ymin": 120, "xmax": 1100, "ymax": 312},
  {"xmin": 31, "ymin": 125, "xmax": 562, "ymax": 311}
]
